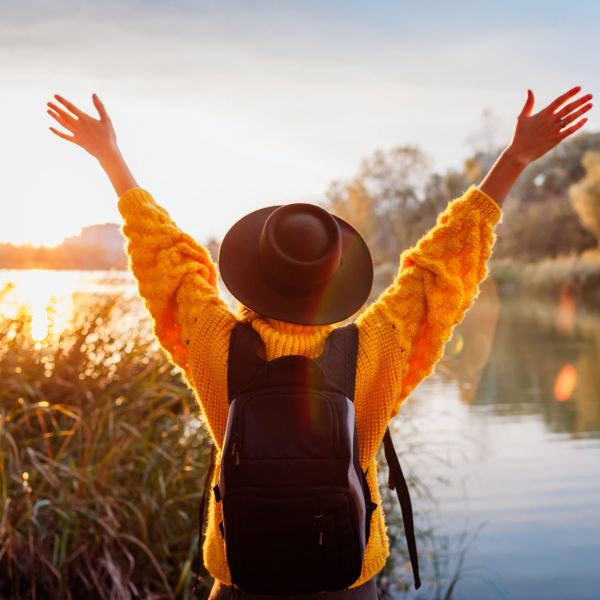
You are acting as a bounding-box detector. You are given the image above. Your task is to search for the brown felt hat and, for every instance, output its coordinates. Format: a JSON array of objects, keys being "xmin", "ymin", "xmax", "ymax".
[{"xmin": 218, "ymin": 203, "xmax": 374, "ymax": 325}]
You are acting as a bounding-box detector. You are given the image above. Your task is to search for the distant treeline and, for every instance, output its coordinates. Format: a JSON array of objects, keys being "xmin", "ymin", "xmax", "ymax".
[
  {"xmin": 0, "ymin": 240, "xmax": 127, "ymax": 270},
  {"xmin": 0, "ymin": 223, "xmax": 128, "ymax": 270}
]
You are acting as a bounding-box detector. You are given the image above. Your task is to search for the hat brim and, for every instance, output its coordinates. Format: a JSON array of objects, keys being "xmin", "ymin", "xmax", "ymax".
[{"xmin": 219, "ymin": 206, "xmax": 374, "ymax": 325}]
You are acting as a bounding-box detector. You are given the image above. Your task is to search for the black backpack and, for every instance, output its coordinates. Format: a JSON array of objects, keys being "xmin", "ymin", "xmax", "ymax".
[{"xmin": 196, "ymin": 321, "xmax": 421, "ymax": 595}]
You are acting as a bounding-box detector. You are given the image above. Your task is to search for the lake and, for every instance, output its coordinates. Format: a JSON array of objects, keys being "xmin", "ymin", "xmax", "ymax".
[
  {"xmin": 396, "ymin": 282, "xmax": 600, "ymax": 599},
  {"xmin": 1, "ymin": 270, "xmax": 599, "ymax": 599}
]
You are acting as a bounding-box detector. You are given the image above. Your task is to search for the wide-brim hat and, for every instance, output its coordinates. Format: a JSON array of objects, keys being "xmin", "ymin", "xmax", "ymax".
[{"xmin": 219, "ymin": 203, "xmax": 373, "ymax": 325}]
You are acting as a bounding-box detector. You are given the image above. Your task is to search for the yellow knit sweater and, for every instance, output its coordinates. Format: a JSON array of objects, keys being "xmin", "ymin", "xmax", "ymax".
[{"xmin": 118, "ymin": 185, "xmax": 502, "ymax": 588}]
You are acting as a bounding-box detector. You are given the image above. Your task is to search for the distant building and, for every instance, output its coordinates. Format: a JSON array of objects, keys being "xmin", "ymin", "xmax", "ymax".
[{"xmin": 63, "ymin": 223, "xmax": 127, "ymax": 268}]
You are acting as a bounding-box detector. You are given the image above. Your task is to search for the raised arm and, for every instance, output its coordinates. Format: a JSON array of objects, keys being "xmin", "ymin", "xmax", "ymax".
[
  {"xmin": 355, "ymin": 86, "xmax": 593, "ymax": 421},
  {"xmin": 47, "ymin": 94, "xmax": 236, "ymax": 438},
  {"xmin": 480, "ymin": 86, "xmax": 592, "ymax": 206},
  {"xmin": 48, "ymin": 93, "xmax": 138, "ymax": 197}
]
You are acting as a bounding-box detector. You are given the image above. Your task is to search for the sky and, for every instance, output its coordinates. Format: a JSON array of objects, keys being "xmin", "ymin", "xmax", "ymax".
[{"xmin": 2, "ymin": 0, "xmax": 600, "ymax": 247}]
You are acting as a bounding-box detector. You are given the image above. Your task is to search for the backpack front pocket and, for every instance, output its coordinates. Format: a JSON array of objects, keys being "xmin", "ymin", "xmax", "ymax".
[
  {"xmin": 235, "ymin": 390, "xmax": 343, "ymax": 460},
  {"xmin": 222, "ymin": 486, "xmax": 364, "ymax": 595}
]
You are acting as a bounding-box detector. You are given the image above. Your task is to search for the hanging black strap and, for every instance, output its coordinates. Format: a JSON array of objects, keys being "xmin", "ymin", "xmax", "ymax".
[
  {"xmin": 315, "ymin": 323, "xmax": 358, "ymax": 400},
  {"xmin": 192, "ymin": 443, "xmax": 216, "ymax": 596},
  {"xmin": 383, "ymin": 427, "xmax": 421, "ymax": 590}
]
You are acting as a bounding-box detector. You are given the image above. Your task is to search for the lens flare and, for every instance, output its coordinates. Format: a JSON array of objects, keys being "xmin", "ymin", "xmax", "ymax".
[
  {"xmin": 448, "ymin": 332, "xmax": 464, "ymax": 355},
  {"xmin": 553, "ymin": 364, "xmax": 577, "ymax": 402}
]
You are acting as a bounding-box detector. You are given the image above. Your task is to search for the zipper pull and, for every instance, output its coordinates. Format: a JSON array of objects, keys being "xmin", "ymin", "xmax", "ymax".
[
  {"xmin": 314, "ymin": 514, "xmax": 324, "ymax": 546},
  {"xmin": 231, "ymin": 432, "xmax": 239, "ymax": 456},
  {"xmin": 231, "ymin": 432, "xmax": 241, "ymax": 465}
]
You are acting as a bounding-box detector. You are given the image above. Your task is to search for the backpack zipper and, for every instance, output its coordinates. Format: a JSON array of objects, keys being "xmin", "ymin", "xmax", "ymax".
[
  {"xmin": 314, "ymin": 514, "xmax": 324, "ymax": 546},
  {"xmin": 326, "ymin": 398, "xmax": 340, "ymax": 456},
  {"xmin": 231, "ymin": 431, "xmax": 241, "ymax": 466}
]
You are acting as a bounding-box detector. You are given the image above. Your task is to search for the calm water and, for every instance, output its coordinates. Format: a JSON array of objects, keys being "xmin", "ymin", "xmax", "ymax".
[
  {"xmin": 1, "ymin": 270, "xmax": 599, "ymax": 599},
  {"xmin": 396, "ymin": 283, "xmax": 600, "ymax": 599}
]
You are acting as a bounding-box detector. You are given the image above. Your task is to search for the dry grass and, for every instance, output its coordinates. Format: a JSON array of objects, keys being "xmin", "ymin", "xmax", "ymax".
[{"xmin": 0, "ymin": 293, "xmax": 212, "ymax": 599}]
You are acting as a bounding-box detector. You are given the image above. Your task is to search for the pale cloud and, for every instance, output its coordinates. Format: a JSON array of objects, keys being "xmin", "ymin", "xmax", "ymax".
[{"xmin": 1, "ymin": 0, "xmax": 599, "ymax": 245}]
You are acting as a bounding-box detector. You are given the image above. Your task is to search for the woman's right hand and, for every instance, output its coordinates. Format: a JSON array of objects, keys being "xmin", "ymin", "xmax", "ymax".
[
  {"xmin": 47, "ymin": 93, "xmax": 138, "ymax": 196},
  {"xmin": 47, "ymin": 93, "xmax": 118, "ymax": 163}
]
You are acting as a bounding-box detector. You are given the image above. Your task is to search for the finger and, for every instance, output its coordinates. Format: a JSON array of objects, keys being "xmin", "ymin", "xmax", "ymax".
[
  {"xmin": 53, "ymin": 94, "xmax": 87, "ymax": 119},
  {"xmin": 559, "ymin": 117, "xmax": 588, "ymax": 140},
  {"xmin": 47, "ymin": 108, "xmax": 75, "ymax": 132},
  {"xmin": 558, "ymin": 103, "xmax": 593, "ymax": 129},
  {"xmin": 49, "ymin": 126, "xmax": 75, "ymax": 142},
  {"xmin": 555, "ymin": 94, "xmax": 593, "ymax": 120},
  {"xmin": 47, "ymin": 101, "xmax": 77, "ymax": 126},
  {"xmin": 545, "ymin": 86, "xmax": 582, "ymax": 114},
  {"xmin": 519, "ymin": 89, "xmax": 535, "ymax": 117},
  {"xmin": 92, "ymin": 93, "xmax": 110, "ymax": 122}
]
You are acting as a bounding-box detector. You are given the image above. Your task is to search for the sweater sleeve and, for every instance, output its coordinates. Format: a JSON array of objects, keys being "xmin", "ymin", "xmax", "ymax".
[
  {"xmin": 355, "ymin": 185, "xmax": 502, "ymax": 420},
  {"xmin": 118, "ymin": 189, "xmax": 236, "ymax": 431}
]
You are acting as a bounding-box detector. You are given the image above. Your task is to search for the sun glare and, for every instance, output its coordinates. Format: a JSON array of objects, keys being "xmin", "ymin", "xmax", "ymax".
[
  {"xmin": 0, "ymin": 270, "xmax": 136, "ymax": 344},
  {"xmin": 0, "ymin": 270, "xmax": 77, "ymax": 341}
]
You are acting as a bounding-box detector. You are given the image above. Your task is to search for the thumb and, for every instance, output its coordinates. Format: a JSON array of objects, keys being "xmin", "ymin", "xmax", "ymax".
[
  {"xmin": 92, "ymin": 93, "xmax": 110, "ymax": 121},
  {"xmin": 519, "ymin": 89, "xmax": 535, "ymax": 117}
]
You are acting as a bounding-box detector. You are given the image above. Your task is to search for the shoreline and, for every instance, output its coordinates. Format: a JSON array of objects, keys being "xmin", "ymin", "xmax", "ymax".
[{"xmin": 490, "ymin": 255, "xmax": 600, "ymax": 304}]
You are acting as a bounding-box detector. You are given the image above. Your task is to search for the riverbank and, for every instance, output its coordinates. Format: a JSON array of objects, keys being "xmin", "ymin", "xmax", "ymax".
[{"xmin": 489, "ymin": 255, "xmax": 600, "ymax": 302}]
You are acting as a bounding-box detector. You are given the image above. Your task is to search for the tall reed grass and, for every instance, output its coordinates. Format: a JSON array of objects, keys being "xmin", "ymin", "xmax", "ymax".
[{"xmin": 0, "ymin": 293, "xmax": 212, "ymax": 599}]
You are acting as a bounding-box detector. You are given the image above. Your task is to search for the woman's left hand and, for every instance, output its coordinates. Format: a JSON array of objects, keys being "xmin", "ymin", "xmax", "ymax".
[
  {"xmin": 479, "ymin": 86, "xmax": 593, "ymax": 207},
  {"xmin": 508, "ymin": 86, "xmax": 593, "ymax": 166}
]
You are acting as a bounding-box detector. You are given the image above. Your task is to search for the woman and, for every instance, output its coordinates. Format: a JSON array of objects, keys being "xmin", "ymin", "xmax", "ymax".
[{"xmin": 47, "ymin": 87, "xmax": 591, "ymax": 599}]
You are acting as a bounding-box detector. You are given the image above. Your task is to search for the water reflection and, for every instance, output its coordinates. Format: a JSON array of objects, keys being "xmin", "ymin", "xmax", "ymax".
[
  {"xmin": 0, "ymin": 269, "xmax": 138, "ymax": 343},
  {"xmin": 437, "ymin": 277, "xmax": 501, "ymax": 404},
  {"xmin": 441, "ymin": 284, "xmax": 600, "ymax": 437}
]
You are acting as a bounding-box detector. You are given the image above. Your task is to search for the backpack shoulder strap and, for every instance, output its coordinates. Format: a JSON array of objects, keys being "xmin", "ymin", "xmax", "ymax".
[
  {"xmin": 383, "ymin": 427, "xmax": 422, "ymax": 589},
  {"xmin": 316, "ymin": 323, "xmax": 358, "ymax": 400},
  {"xmin": 227, "ymin": 321, "xmax": 266, "ymax": 403}
]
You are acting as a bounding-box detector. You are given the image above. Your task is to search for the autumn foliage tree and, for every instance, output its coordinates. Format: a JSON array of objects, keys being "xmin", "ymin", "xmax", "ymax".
[
  {"xmin": 569, "ymin": 151, "xmax": 600, "ymax": 254},
  {"xmin": 325, "ymin": 146, "xmax": 470, "ymax": 266},
  {"xmin": 324, "ymin": 132, "xmax": 600, "ymax": 267}
]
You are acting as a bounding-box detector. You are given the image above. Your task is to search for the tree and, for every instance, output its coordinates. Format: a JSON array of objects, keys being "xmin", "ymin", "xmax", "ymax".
[
  {"xmin": 569, "ymin": 151, "xmax": 600, "ymax": 251},
  {"xmin": 325, "ymin": 146, "xmax": 431, "ymax": 265}
]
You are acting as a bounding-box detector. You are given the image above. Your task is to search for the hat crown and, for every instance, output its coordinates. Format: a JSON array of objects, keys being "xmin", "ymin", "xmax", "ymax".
[
  {"xmin": 275, "ymin": 213, "xmax": 330, "ymax": 262},
  {"xmin": 259, "ymin": 203, "xmax": 342, "ymax": 293}
]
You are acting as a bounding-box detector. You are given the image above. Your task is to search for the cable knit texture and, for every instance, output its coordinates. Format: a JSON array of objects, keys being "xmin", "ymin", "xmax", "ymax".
[{"xmin": 118, "ymin": 186, "xmax": 502, "ymax": 588}]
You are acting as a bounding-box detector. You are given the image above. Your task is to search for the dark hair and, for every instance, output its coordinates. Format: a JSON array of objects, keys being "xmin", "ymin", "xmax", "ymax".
[{"xmin": 235, "ymin": 302, "xmax": 257, "ymax": 322}]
